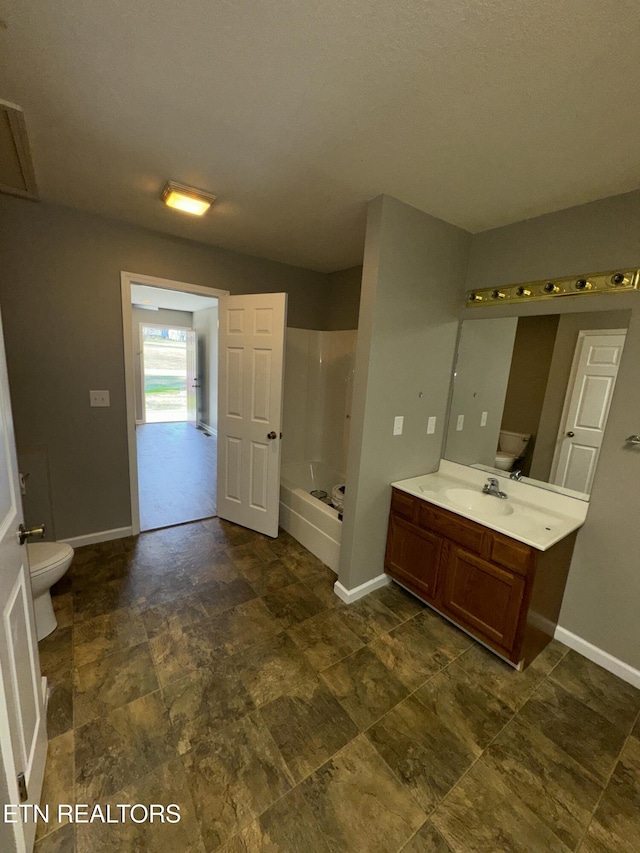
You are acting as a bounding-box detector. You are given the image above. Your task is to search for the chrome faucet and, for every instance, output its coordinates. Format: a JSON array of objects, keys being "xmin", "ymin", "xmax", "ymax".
[
  {"xmin": 482, "ymin": 477, "xmax": 508, "ymax": 499},
  {"xmin": 510, "ymin": 469, "xmax": 523, "ymax": 481}
]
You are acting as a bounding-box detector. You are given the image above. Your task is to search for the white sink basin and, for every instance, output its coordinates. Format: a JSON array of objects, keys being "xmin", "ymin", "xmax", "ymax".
[{"xmin": 444, "ymin": 488, "xmax": 514, "ymax": 517}]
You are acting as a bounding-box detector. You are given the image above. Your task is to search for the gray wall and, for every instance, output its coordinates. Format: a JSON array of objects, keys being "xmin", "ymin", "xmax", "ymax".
[
  {"xmin": 444, "ymin": 318, "xmax": 517, "ymax": 468},
  {"xmin": 339, "ymin": 195, "xmax": 471, "ymax": 590},
  {"xmin": 192, "ymin": 305, "xmax": 218, "ymax": 432},
  {"xmin": 0, "ymin": 195, "xmax": 330, "ymax": 539},
  {"xmin": 132, "ymin": 307, "xmax": 193, "ymax": 423},
  {"xmin": 466, "ymin": 188, "xmax": 640, "ymax": 669},
  {"xmin": 324, "ymin": 266, "xmax": 362, "ymax": 330},
  {"xmin": 529, "ymin": 310, "xmax": 631, "ymax": 482}
]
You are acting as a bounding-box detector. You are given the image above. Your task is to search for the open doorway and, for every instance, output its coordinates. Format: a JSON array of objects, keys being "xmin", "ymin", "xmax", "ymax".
[{"xmin": 122, "ymin": 273, "xmax": 228, "ymax": 533}]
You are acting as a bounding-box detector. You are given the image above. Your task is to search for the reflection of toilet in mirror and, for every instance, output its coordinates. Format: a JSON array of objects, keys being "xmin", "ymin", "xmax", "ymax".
[{"xmin": 495, "ymin": 430, "xmax": 531, "ymax": 471}]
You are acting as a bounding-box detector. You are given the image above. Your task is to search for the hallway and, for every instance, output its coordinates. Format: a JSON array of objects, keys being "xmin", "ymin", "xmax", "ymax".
[{"xmin": 137, "ymin": 423, "xmax": 217, "ymax": 530}]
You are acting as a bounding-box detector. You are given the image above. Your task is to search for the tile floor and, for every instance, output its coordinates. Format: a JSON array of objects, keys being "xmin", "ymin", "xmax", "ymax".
[
  {"xmin": 136, "ymin": 423, "xmax": 217, "ymax": 531},
  {"xmin": 35, "ymin": 518, "xmax": 640, "ymax": 852}
]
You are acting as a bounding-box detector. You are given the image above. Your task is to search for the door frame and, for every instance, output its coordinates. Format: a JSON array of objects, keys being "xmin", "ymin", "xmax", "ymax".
[
  {"xmin": 549, "ymin": 327, "xmax": 627, "ymax": 487},
  {"xmin": 121, "ymin": 272, "xmax": 228, "ymax": 535}
]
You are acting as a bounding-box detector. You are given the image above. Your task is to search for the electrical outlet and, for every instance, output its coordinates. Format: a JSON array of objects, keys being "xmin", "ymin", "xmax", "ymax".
[
  {"xmin": 480, "ymin": 411, "xmax": 488, "ymax": 427},
  {"xmin": 456, "ymin": 414, "xmax": 464, "ymax": 431},
  {"xmin": 90, "ymin": 390, "xmax": 110, "ymax": 407},
  {"xmin": 393, "ymin": 416, "xmax": 404, "ymax": 436},
  {"xmin": 427, "ymin": 416, "xmax": 436, "ymax": 434}
]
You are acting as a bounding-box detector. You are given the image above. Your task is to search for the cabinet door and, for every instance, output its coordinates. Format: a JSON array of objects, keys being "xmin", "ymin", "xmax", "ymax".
[
  {"xmin": 385, "ymin": 515, "xmax": 442, "ymax": 602},
  {"xmin": 442, "ymin": 547, "xmax": 525, "ymax": 653}
]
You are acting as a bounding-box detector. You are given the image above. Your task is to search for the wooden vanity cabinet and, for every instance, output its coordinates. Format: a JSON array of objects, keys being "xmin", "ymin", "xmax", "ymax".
[{"xmin": 384, "ymin": 487, "xmax": 577, "ymax": 668}]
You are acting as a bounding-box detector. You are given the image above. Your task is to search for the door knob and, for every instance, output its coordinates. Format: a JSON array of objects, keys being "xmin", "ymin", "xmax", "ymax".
[
  {"xmin": 566, "ymin": 431, "xmax": 575, "ymax": 437},
  {"xmin": 267, "ymin": 431, "xmax": 277, "ymax": 440},
  {"xmin": 18, "ymin": 523, "xmax": 45, "ymax": 545}
]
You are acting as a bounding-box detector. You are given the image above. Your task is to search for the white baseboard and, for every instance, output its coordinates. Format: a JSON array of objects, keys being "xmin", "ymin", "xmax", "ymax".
[
  {"xmin": 197, "ymin": 421, "xmax": 217, "ymax": 437},
  {"xmin": 60, "ymin": 526, "xmax": 134, "ymax": 549},
  {"xmin": 334, "ymin": 573, "xmax": 391, "ymax": 604},
  {"xmin": 135, "ymin": 419, "xmax": 144, "ymax": 425},
  {"xmin": 554, "ymin": 626, "xmax": 640, "ymax": 690}
]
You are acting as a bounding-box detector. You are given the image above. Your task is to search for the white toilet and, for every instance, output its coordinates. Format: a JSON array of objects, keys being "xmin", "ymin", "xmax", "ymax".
[
  {"xmin": 27, "ymin": 542, "xmax": 74, "ymax": 641},
  {"xmin": 495, "ymin": 430, "xmax": 531, "ymax": 472}
]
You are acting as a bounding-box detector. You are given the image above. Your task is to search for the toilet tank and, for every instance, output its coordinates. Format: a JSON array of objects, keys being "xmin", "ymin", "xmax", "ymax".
[{"xmin": 499, "ymin": 430, "xmax": 531, "ymax": 455}]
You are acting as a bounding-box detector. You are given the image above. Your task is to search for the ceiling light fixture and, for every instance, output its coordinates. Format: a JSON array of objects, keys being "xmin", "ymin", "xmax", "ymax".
[{"xmin": 161, "ymin": 181, "xmax": 216, "ymax": 216}]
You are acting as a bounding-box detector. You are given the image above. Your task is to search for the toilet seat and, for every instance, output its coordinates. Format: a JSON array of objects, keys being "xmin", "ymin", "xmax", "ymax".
[
  {"xmin": 28, "ymin": 542, "xmax": 74, "ymax": 576},
  {"xmin": 495, "ymin": 451, "xmax": 515, "ymax": 463}
]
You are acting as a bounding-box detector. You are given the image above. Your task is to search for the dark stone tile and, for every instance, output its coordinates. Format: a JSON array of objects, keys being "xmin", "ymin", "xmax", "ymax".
[
  {"xmin": 238, "ymin": 633, "xmax": 317, "ymax": 706},
  {"xmin": 34, "ymin": 823, "xmax": 75, "ymax": 853},
  {"xmin": 263, "ymin": 581, "xmax": 326, "ymax": 629},
  {"xmin": 236, "ymin": 558, "xmax": 298, "ymax": 595},
  {"xmin": 520, "ymin": 679, "xmax": 628, "ymax": 784},
  {"xmin": 72, "ymin": 607, "xmax": 147, "ymax": 667},
  {"xmin": 72, "ymin": 578, "xmax": 139, "ymax": 624},
  {"xmin": 76, "ymin": 759, "xmax": 205, "ymax": 853},
  {"xmin": 300, "ymin": 735, "xmax": 425, "ymax": 853},
  {"xmin": 162, "ymin": 662, "xmax": 256, "ymax": 754},
  {"xmin": 369, "ymin": 583, "xmax": 426, "ymax": 622},
  {"xmin": 138, "ymin": 593, "xmax": 207, "ymax": 639},
  {"xmin": 321, "ymin": 645, "xmax": 409, "ymax": 730},
  {"xmin": 367, "ymin": 695, "xmax": 477, "ymax": 812},
  {"xmin": 302, "ymin": 570, "xmax": 343, "ymax": 610},
  {"xmin": 207, "ymin": 598, "xmax": 283, "ymax": 656},
  {"xmin": 581, "ymin": 734, "xmax": 640, "ymax": 853},
  {"xmin": 414, "ymin": 664, "xmax": 513, "ymax": 755},
  {"xmin": 219, "ymin": 788, "xmax": 332, "ymax": 852},
  {"xmin": 39, "ymin": 626, "xmax": 72, "ymax": 684},
  {"xmin": 277, "ymin": 550, "xmax": 327, "ymax": 581},
  {"xmin": 456, "ymin": 637, "xmax": 568, "ymax": 711},
  {"xmin": 399, "ymin": 608, "xmax": 473, "ymax": 662},
  {"xmin": 337, "ymin": 595, "xmax": 403, "ymax": 644},
  {"xmin": 47, "ymin": 678, "xmax": 73, "ymax": 738},
  {"xmin": 483, "ymin": 714, "xmax": 603, "ymax": 849},
  {"xmin": 259, "ymin": 676, "xmax": 358, "ymax": 782},
  {"xmin": 149, "ymin": 621, "xmax": 224, "ymax": 687},
  {"xmin": 75, "ymin": 692, "xmax": 178, "ymax": 801},
  {"xmin": 73, "ymin": 642, "xmax": 159, "ymax": 727},
  {"xmin": 52, "ymin": 593, "xmax": 73, "ymax": 630},
  {"xmin": 36, "ymin": 732, "xmax": 74, "ymax": 843},
  {"xmin": 550, "ymin": 650, "xmax": 640, "ymax": 735},
  {"xmin": 197, "ymin": 576, "xmax": 257, "ymax": 617},
  {"xmin": 368, "ymin": 623, "xmax": 449, "ymax": 691},
  {"xmin": 182, "ymin": 711, "xmax": 293, "ymax": 849},
  {"xmin": 432, "ymin": 757, "xmax": 572, "ymax": 852},
  {"xmin": 400, "ymin": 822, "xmax": 453, "ymax": 853},
  {"xmin": 288, "ymin": 609, "xmax": 364, "ymax": 671}
]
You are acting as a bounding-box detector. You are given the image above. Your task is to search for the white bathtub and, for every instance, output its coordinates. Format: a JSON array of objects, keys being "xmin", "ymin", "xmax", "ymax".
[{"xmin": 279, "ymin": 461, "xmax": 344, "ymax": 571}]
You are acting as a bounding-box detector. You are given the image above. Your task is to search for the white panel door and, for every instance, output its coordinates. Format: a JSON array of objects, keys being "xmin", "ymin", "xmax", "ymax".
[
  {"xmin": 0, "ymin": 308, "xmax": 47, "ymax": 853},
  {"xmin": 186, "ymin": 328, "xmax": 198, "ymax": 428},
  {"xmin": 552, "ymin": 330, "xmax": 626, "ymax": 494},
  {"xmin": 217, "ymin": 293, "xmax": 287, "ymax": 537}
]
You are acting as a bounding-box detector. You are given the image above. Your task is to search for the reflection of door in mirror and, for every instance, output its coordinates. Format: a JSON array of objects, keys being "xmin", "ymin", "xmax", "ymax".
[
  {"xmin": 550, "ymin": 329, "xmax": 626, "ymax": 494},
  {"xmin": 444, "ymin": 308, "xmax": 632, "ymax": 499}
]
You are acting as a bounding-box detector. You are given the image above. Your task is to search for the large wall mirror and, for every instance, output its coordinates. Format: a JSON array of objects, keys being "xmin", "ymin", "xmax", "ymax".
[{"xmin": 444, "ymin": 308, "xmax": 631, "ymax": 500}]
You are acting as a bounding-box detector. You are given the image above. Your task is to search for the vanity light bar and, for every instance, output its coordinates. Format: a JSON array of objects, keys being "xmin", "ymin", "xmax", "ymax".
[{"xmin": 466, "ymin": 268, "xmax": 640, "ymax": 307}]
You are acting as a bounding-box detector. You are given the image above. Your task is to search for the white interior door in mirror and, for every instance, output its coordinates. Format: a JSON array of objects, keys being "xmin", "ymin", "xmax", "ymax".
[
  {"xmin": 551, "ymin": 329, "xmax": 626, "ymax": 494},
  {"xmin": 217, "ymin": 293, "xmax": 287, "ymax": 537},
  {"xmin": 0, "ymin": 308, "xmax": 47, "ymax": 853}
]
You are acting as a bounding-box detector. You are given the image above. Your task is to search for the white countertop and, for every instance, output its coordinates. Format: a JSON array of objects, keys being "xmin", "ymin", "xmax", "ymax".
[{"xmin": 392, "ymin": 460, "xmax": 588, "ymax": 551}]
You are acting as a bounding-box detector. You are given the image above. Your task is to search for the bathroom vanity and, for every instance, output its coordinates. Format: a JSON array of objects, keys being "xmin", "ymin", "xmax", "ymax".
[{"xmin": 384, "ymin": 462, "xmax": 588, "ymax": 669}]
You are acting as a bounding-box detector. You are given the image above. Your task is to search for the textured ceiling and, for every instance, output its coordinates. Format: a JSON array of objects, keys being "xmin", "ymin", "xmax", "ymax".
[{"xmin": 1, "ymin": 0, "xmax": 639, "ymax": 272}]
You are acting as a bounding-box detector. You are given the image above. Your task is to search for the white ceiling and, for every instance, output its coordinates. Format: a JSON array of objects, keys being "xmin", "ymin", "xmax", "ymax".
[
  {"xmin": 131, "ymin": 284, "xmax": 217, "ymax": 313},
  {"xmin": 1, "ymin": 0, "xmax": 640, "ymax": 272}
]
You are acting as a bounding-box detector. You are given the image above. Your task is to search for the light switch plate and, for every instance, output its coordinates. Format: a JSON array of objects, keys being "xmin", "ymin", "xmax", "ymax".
[
  {"xmin": 90, "ymin": 390, "xmax": 110, "ymax": 407},
  {"xmin": 427, "ymin": 416, "xmax": 436, "ymax": 434},
  {"xmin": 393, "ymin": 416, "xmax": 404, "ymax": 436},
  {"xmin": 480, "ymin": 411, "xmax": 488, "ymax": 427},
  {"xmin": 456, "ymin": 414, "xmax": 464, "ymax": 431}
]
